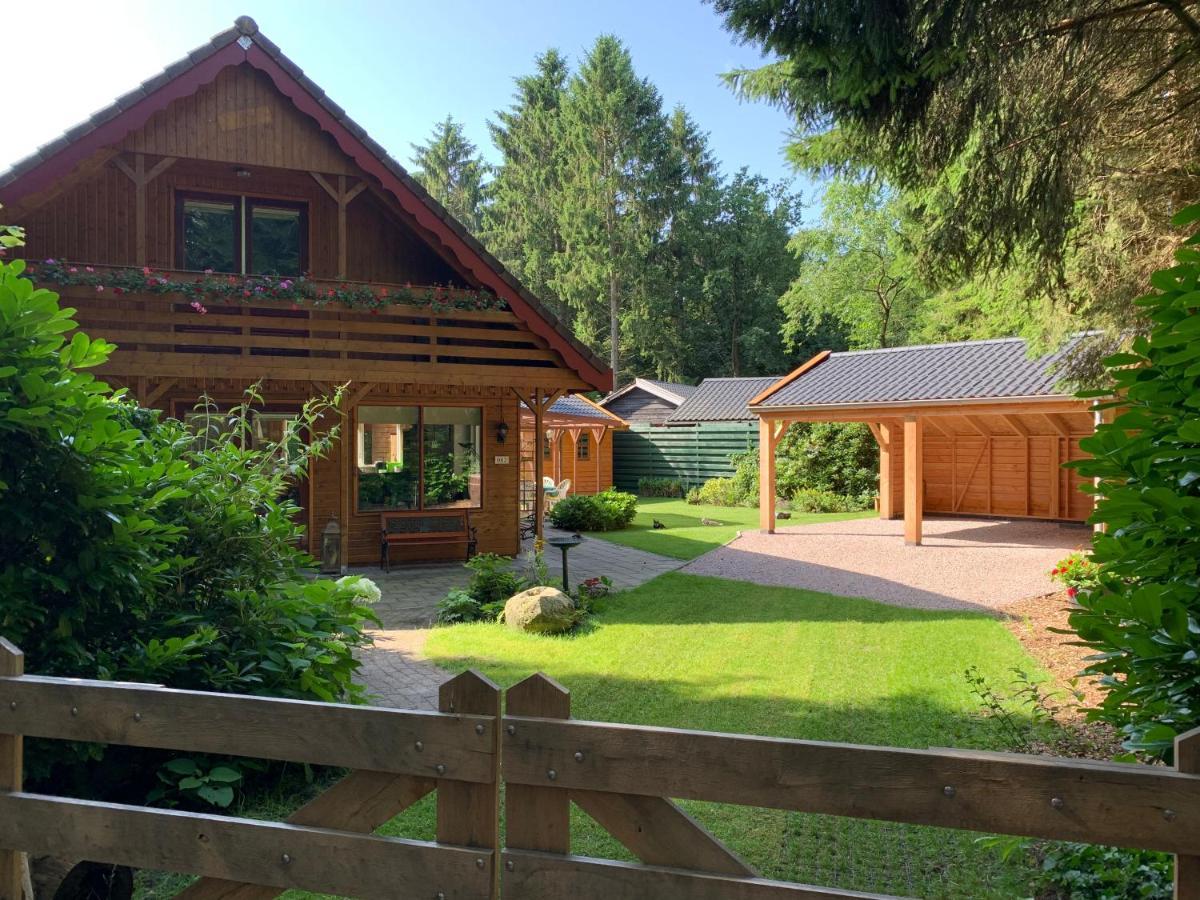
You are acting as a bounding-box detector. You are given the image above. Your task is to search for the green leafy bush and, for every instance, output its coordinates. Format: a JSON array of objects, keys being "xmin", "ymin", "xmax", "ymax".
[
  {"xmin": 982, "ymin": 838, "xmax": 1172, "ymax": 900},
  {"xmin": 776, "ymin": 422, "xmax": 877, "ymax": 503},
  {"xmin": 0, "ymin": 258, "xmax": 378, "ymax": 804},
  {"xmin": 437, "ymin": 589, "xmax": 484, "ymax": 624},
  {"xmin": 637, "ymin": 476, "xmax": 683, "ymax": 497},
  {"xmin": 790, "ymin": 487, "xmax": 871, "ymax": 513},
  {"xmin": 548, "ymin": 489, "xmax": 638, "ymax": 531},
  {"xmin": 1067, "ymin": 204, "xmax": 1200, "ymax": 758},
  {"xmin": 686, "ymin": 477, "xmax": 746, "ymax": 507},
  {"xmin": 464, "ymin": 553, "xmax": 524, "ymax": 605}
]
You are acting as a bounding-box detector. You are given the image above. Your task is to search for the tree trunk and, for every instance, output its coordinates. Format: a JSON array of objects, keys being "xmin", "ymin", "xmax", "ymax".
[{"xmin": 609, "ymin": 270, "xmax": 620, "ymax": 384}]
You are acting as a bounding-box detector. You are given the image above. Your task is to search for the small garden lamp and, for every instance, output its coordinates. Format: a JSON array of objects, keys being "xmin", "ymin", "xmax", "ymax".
[
  {"xmin": 495, "ymin": 419, "xmax": 509, "ymax": 444},
  {"xmin": 321, "ymin": 517, "xmax": 342, "ymax": 574}
]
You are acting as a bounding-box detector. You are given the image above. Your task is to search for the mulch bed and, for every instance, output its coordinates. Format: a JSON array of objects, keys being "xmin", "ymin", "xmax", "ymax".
[{"xmin": 1002, "ymin": 589, "xmax": 1105, "ymax": 709}]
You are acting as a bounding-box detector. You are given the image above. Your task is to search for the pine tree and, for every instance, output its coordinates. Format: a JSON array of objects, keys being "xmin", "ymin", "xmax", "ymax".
[
  {"xmin": 409, "ymin": 116, "xmax": 488, "ymax": 235},
  {"xmin": 486, "ymin": 50, "xmax": 570, "ymax": 322},
  {"xmin": 553, "ymin": 36, "xmax": 676, "ymax": 386}
]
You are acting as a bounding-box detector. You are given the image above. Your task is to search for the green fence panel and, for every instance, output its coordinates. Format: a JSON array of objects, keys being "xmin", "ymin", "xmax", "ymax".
[{"xmin": 612, "ymin": 423, "xmax": 759, "ymax": 491}]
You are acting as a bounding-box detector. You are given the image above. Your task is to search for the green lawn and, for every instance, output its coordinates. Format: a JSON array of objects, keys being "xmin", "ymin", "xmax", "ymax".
[
  {"xmin": 420, "ymin": 572, "xmax": 1045, "ymax": 898},
  {"xmin": 138, "ymin": 571, "xmax": 1044, "ymax": 900},
  {"xmin": 586, "ymin": 496, "xmax": 874, "ymax": 559}
]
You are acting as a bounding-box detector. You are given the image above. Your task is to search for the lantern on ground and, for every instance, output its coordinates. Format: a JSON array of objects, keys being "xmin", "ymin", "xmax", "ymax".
[{"xmin": 321, "ymin": 517, "xmax": 342, "ymax": 574}]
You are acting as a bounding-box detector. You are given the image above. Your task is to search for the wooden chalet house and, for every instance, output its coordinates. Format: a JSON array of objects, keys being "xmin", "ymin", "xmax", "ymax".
[{"xmin": 0, "ymin": 16, "xmax": 610, "ymax": 566}]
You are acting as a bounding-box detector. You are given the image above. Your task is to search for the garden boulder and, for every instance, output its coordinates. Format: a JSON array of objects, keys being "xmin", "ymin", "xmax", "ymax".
[{"xmin": 504, "ymin": 586, "xmax": 576, "ymax": 634}]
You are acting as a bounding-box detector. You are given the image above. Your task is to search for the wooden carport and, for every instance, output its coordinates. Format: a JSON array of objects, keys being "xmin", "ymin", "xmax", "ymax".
[{"xmin": 749, "ymin": 338, "xmax": 1099, "ymax": 545}]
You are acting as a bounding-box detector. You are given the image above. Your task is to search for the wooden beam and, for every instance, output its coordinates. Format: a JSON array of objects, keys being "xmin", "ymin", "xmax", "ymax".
[
  {"xmin": 903, "ymin": 416, "xmax": 923, "ymax": 545},
  {"xmin": 143, "ymin": 377, "xmax": 177, "ymax": 408},
  {"xmin": 866, "ymin": 423, "xmax": 883, "ymax": 446},
  {"xmin": 954, "ymin": 441, "xmax": 989, "ymax": 512},
  {"xmin": 1049, "ymin": 437, "xmax": 1061, "ymax": 518},
  {"xmin": 506, "ymin": 674, "xmax": 571, "ymax": 855},
  {"xmin": 310, "ymin": 172, "xmax": 366, "ymax": 280},
  {"xmin": 749, "ymin": 351, "xmax": 831, "ymax": 406},
  {"xmin": 0, "ymin": 639, "xmax": 25, "ymax": 900},
  {"xmin": 1002, "ymin": 415, "xmax": 1029, "ymax": 436},
  {"xmin": 877, "ymin": 422, "xmax": 894, "ymax": 520},
  {"xmin": 1042, "ymin": 412, "xmax": 1071, "ymax": 437},
  {"xmin": 113, "ymin": 153, "xmax": 176, "ymax": 266},
  {"xmin": 963, "ymin": 415, "xmax": 992, "ymax": 436},
  {"xmin": 758, "ymin": 418, "xmax": 777, "ymax": 533},
  {"xmin": 923, "ymin": 416, "xmax": 951, "ymax": 437},
  {"xmin": 1176, "ymin": 727, "xmax": 1200, "ymax": 899}
]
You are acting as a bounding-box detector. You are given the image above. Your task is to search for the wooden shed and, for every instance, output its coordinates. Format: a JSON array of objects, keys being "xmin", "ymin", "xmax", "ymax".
[
  {"xmin": 519, "ymin": 395, "xmax": 627, "ymax": 505},
  {"xmin": 0, "ymin": 16, "xmax": 610, "ymax": 566},
  {"xmin": 598, "ymin": 378, "xmax": 695, "ymax": 425},
  {"xmin": 750, "ymin": 337, "xmax": 1098, "ymax": 545}
]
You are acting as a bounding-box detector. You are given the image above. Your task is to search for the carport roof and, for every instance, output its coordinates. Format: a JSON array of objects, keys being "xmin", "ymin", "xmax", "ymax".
[{"xmin": 753, "ymin": 336, "xmax": 1090, "ymax": 410}]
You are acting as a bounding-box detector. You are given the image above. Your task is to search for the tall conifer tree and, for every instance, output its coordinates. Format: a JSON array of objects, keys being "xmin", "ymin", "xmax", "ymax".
[{"xmin": 410, "ymin": 116, "xmax": 488, "ymax": 235}]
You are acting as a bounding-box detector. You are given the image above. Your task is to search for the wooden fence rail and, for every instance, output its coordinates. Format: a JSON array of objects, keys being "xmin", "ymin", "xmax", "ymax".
[{"xmin": 2, "ymin": 643, "xmax": 1199, "ymax": 900}]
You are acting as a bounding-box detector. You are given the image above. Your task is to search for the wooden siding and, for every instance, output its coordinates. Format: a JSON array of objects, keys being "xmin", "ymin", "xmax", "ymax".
[
  {"xmin": 602, "ymin": 389, "xmax": 679, "ymax": 425},
  {"xmin": 520, "ymin": 428, "xmax": 615, "ymax": 495},
  {"xmin": 15, "ymin": 158, "xmax": 459, "ymax": 285},
  {"xmin": 882, "ymin": 411, "xmax": 1094, "ymax": 522},
  {"xmin": 120, "ymin": 64, "xmax": 356, "ymax": 175}
]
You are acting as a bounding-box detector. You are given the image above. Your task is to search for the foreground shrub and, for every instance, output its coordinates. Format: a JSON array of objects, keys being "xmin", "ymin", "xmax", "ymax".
[
  {"xmin": 637, "ymin": 476, "xmax": 683, "ymax": 497},
  {"xmin": 549, "ymin": 489, "xmax": 638, "ymax": 531},
  {"xmin": 790, "ymin": 487, "xmax": 871, "ymax": 513},
  {"xmin": 1050, "ymin": 552, "xmax": 1101, "ymax": 598},
  {"xmin": 0, "ymin": 258, "xmax": 377, "ymax": 803},
  {"xmin": 1067, "ymin": 204, "xmax": 1200, "ymax": 758}
]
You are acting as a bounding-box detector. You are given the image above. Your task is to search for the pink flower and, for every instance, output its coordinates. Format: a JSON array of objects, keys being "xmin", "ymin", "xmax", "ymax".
[
  {"xmin": 204, "ymin": 268, "xmax": 213, "ymax": 275},
  {"xmin": 68, "ymin": 267, "xmax": 78, "ymax": 274},
  {"xmin": 142, "ymin": 266, "xmax": 152, "ymax": 275},
  {"xmin": 95, "ymin": 285, "xmax": 104, "ymax": 293},
  {"xmin": 189, "ymin": 300, "xmax": 208, "ymax": 315},
  {"xmin": 85, "ymin": 266, "xmax": 95, "ymax": 273}
]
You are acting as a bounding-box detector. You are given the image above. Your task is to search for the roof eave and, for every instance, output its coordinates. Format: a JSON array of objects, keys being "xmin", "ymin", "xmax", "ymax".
[{"xmin": 750, "ymin": 394, "xmax": 1091, "ymax": 415}]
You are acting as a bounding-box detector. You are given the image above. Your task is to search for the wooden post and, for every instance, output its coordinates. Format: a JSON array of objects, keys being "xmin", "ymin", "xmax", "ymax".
[
  {"xmin": 534, "ymin": 394, "xmax": 546, "ymax": 541},
  {"xmin": 505, "ymin": 674, "xmax": 571, "ymax": 855},
  {"xmin": 904, "ymin": 415, "xmax": 923, "ymax": 545},
  {"xmin": 878, "ymin": 422, "xmax": 894, "ymax": 519},
  {"xmin": 1176, "ymin": 727, "xmax": 1200, "ymax": 899},
  {"xmin": 437, "ymin": 670, "xmax": 501, "ymax": 899},
  {"xmin": 758, "ymin": 417, "xmax": 777, "ymax": 533},
  {"xmin": 0, "ymin": 638, "xmax": 25, "ymax": 900}
]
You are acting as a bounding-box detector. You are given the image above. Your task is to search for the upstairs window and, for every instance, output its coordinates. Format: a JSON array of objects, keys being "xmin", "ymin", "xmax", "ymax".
[
  {"xmin": 177, "ymin": 192, "xmax": 307, "ymax": 276},
  {"xmin": 577, "ymin": 432, "xmax": 590, "ymax": 460}
]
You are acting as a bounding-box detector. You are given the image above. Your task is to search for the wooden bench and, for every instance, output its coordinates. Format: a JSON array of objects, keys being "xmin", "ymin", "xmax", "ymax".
[{"xmin": 379, "ymin": 510, "xmax": 477, "ymax": 571}]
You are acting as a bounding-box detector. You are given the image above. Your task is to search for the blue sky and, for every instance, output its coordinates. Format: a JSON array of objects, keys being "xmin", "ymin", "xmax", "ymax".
[{"xmin": 4, "ymin": 0, "xmax": 819, "ymax": 213}]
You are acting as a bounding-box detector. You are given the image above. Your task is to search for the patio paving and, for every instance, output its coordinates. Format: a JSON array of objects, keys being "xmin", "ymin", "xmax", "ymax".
[
  {"xmin": 353, "ymin": 528, "xmax": 682, "ymax": 710},
  {"xmin": 682, "ymin": 516, "xmax": 1092, "ymax": 613}
]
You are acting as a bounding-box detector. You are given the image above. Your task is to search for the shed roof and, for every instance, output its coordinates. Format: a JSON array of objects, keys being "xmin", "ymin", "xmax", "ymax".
[
  {"xmin": 753, "ymin": 336, "xmax": 1087, "ymax": 410},
  {"xmin": 599, "ymin": 377, "xmax": 696, "ymax": 409},
  {"xmin": 0, "ymin": 16, "xmax": 610, "ymax": 392},
  {"xmin": 520, "ymin": 394, "xmax": 627, "ymax": 428},
  {"xmin": 667, "ymin": 376, "xmax": 781, "ymax": 423}
]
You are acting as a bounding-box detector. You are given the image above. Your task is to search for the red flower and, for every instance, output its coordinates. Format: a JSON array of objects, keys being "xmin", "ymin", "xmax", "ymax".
[
  {"xmin": 1066, "ymin": 586, "xmax": 1078, "ymax": 599},
  {"xmin": 142, "ymin": 266, "xmax": 152, "ymax": 275}
]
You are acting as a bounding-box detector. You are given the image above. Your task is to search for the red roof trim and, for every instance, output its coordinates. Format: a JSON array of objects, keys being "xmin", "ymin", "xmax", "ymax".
[{"xmin": 2, "ymin": 36, "xmax": 610, "ymax": 392}]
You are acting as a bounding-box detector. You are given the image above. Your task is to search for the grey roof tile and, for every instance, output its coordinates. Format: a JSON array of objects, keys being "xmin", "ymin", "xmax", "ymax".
[
  {"xmin": 667, "ymin": 376, "xmax": 781, "ymax": 423},
  {"xmin": 757, "ymin": 336, "xmax": 1088, "ymax": 408}
]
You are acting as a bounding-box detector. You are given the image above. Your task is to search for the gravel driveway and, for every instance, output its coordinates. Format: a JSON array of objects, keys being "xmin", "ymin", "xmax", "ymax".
[{"xmin": 682, "ymin": 517, "xmax": 1091, "ymax": 613}]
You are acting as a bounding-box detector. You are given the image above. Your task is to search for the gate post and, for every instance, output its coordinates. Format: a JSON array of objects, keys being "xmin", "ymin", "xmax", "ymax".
[
  {"xmin": 504, "ymin": 673, "xmax": 571, "ymax": 856},
  {"xmin": 1177, "ymin": 726, "xmax": 1200, "ymax": 899},
  {"xmin": 436, "ymin": 670, "xmax": 501, "ymax": 899},
  {"xmin": 0, "ymin": 638, "xmax": 28, "ymax": 900}
]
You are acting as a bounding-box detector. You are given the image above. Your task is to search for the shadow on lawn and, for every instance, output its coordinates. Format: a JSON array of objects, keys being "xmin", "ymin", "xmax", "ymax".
[{"xmin": 422, "ymin": 661, "xmax": 1035, "ymax": 897}]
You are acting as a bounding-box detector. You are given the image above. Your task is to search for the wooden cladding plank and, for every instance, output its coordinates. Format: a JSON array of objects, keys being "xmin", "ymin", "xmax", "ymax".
[
  {"xmin": 0, "ymin": 640, "xmax": 24, "ymax": 900},
  {"xmin": 570, "ymin": 790, "xmax": 755, "ymax": 877},
  {"xmin": 506, "ymin": 674, "xmax": 571, "ymax": 855},
  {"xmin": 177, "ymin": 770, "xmax": 436, "ymax": 900},
  {"xmin": 1177, "ymin": 727, "xmax": 1200, "ymax": 900},
  {"xmin": 501, "ymin": 718, "xmax": 1200, "ymax": 855},
  {"xmin": 436, "ymin": 670, "xmax": 502, "ymax": 855},
  {"xmin": 0, "ymin": 675, "xmax": 495, "ymax": 782},
  {"xmin": 0, "ymin": 793, "xmax": 490, "ymax": 900},
  {"xmin": 500, "ymin": 850, "xmax": 893, "ymax": 900}
]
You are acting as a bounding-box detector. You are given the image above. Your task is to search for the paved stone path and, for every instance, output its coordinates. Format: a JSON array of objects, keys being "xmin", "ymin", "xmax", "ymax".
[{"xmin": 354, "ymin": 529, "xmax": 681, "ymax": 710}]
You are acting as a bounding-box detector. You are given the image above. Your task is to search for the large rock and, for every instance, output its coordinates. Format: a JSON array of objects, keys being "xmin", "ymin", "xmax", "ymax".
[{"xmin": 504, "ymin": 586, "xmax": 576, "ymax": 634}]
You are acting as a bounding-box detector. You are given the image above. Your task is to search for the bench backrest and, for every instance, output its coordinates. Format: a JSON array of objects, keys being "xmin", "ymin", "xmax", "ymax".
[{"xmin": 381, "ymin": 511, "xmax": 469, "ymax": 540}]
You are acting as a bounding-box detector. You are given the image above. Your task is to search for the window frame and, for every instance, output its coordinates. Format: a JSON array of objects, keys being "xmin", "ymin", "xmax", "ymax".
[
  {"xmin": 576, "ymin": 431, "xmax": 591, "ymax": 460},
  {"xmin": 354, "ymin": 403, "xmax": 486, "ymax": 514},
  {"xmin": 174, "ymin": 190, "xmax": 309, "ymax": 276}
]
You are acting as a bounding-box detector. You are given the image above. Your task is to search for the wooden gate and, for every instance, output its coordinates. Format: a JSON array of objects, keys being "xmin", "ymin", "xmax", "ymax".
[{"xmin": 3, "ymin": 643, "xmax": 1200, "ymax": 899}]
